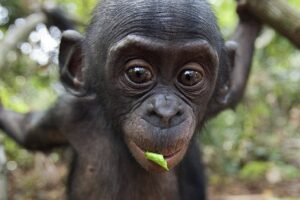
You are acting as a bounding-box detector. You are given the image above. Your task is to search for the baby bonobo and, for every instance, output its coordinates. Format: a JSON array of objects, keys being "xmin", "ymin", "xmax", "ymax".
[{"xmin": 0, "ymin": 0, "xmax": 262, "ymax": 199}]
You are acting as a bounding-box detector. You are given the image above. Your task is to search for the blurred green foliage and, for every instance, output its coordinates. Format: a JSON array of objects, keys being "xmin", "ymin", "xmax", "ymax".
[
  {"xmin": 0, "ymin": 0, "xmax": 299, "ymax": 194},
  {"xmin": 203, "ymin": 0, "xmax": 300, "ymax": 185}
]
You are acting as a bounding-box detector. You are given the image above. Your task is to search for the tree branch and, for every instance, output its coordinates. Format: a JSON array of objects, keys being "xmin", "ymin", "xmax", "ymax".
[
  {"xmin": 0, "ymin": 144, "xmax": 6, "ymax": 200},
  {"xmin": 0, "ymin": 13, "xmax": 47, "ymax": 70},
  {"xmin": 0, "ymin": 5, "xmax": 77, "ymax": 70},
  {"xmin": 240, "ymin": 0, "xmax": 300, "ymax": 49}
]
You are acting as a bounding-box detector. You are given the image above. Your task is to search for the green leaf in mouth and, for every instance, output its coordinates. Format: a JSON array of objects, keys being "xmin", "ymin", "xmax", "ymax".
[{"xmin": 144, "ymin": 152, "xmax": 169, "ymax": 171}]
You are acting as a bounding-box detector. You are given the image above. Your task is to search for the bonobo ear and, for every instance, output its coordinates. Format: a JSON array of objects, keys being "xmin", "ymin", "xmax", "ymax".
[
  {"xmin": 59, "ymin": 30, "xmax": 85, "ymax": 96},
  {"xmin": 216, "ymin": 41, "xmax": 238, "ymax": 105},
  {"xmin": 206, "ymin": 41, "xmax": 239, "ymax": 118}
]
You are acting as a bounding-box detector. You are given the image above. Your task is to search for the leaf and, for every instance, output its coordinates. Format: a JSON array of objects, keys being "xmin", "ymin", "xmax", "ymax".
[{"xmin": 145, "ymin": 152, "xmax": 169, "ymax": 171}]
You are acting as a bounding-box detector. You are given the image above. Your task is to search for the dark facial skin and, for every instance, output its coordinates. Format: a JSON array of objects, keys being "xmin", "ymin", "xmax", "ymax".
[
  {"xmin": 104, "ymin": 35, "xmax": 219, "ymax": 172},
  {"xmin": 56, "ymin": 0, "xmax": 226, "ymax": 194},
  {"xmin": 75, "ymin": 0, "xmax": 227, "ymax": 176}
]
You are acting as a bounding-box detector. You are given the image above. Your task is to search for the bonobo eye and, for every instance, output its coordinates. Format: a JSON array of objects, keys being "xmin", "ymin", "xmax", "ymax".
[
  {"xmin": 178, "ymin": 63, "xmax": 204, "ymax": 86},
  {"xmin": 125, "ymin": 59, "xmax": 153, "ymax": 84},
  {"xmin": 179, "ymin": 70, "xmax": 203, "ymax": 86}
]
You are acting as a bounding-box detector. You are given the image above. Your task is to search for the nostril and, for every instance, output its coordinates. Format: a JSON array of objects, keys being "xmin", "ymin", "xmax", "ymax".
[
  {"xmin": 147, "ymin": 109, "xmax": 157, "ymax": 117},
  {"xmin": 176, "ymin": 110, "xmax": 183, "ymax": 116}
]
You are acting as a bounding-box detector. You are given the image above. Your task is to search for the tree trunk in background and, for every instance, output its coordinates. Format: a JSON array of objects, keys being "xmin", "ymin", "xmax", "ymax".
[
  {"xmin": 241, "ymin": 0, "xmax": 300, "ymax": 48},
  {"xmin": 0, "ymin": 145, "xmax": 7, "ymax": 200}
]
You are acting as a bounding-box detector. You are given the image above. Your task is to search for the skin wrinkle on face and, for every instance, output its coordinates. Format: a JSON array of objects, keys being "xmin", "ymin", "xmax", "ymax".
[
  {"xmin": 123, "ymin": 100, "xmax": 196, "ymax": 149},
  {"xmin": 92, "ymin": 0, "xmax": 219, "ymax": 42},
  {"xmin": 99, "ymin": 36, "xmax": 220, "ymax": 131},
  {"xmin": 73, "ymin": 0, "xmax": 226, "ymax": 176},
  {"xmin": 105, "ymin": 35, "xmax": 219, "ymax": 94},
  {"xmin": 84, "ymin": 0, "xmax": 223, "ymax": 85}
]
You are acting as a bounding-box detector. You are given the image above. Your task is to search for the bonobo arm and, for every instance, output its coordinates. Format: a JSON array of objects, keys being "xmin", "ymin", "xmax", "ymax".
[
  {"xmin": 0, "ymin": 96, "xmax": 71, "ymax": 151},
  {"xmin": 42, "ymin": 6, "xmax": 76, "ymax": 31},
  {"xmin": 207, "ymin": 1, "xmax": 262, "ymax": 117},
  {"xmin": 0, "ymin": 29, "xmax": 84, "ymax": 151},
  {"xmin": 227, "ymin": 2, "xmax": 263, "ymax": 108},
  {"xmin": 0, "ymin": 5, "xmax": 79, "ymax": 151}
]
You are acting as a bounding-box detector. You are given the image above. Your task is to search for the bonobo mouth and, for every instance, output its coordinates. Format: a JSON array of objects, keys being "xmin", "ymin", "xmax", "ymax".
[
  {"xmin": 128, "ymin": 140, "xmax": 187, "ymax": 172},
  {"xmin": 123, "ymin": 111, "xmax": 196, "ymax": 172}
]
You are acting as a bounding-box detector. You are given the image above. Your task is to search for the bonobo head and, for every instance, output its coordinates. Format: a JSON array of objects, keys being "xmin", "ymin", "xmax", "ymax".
[{"xmin": 59, "ymin": 0, "xmax": 236, "ymax": 172}]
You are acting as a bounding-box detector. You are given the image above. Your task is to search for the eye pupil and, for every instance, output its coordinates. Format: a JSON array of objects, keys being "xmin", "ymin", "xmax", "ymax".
[
  {"xmin": 185, "ymin": 71, "xmax": 192, "ymax": 81},
  {"xmin": 179, "ymin": 70, "xmax": 203, "ymax": 86},
  {"xmin": 127, "ymin": 66, "xmax": 152, "ymax": 84},
  {"xmin": 135, "ymin": 69, "xmax": 143, "ymax": 77}
]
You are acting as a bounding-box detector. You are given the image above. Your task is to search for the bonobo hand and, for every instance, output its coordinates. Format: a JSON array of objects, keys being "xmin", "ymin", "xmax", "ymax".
[{"xmin": 236, "ymin": 0, "xmax": 258, "ymax": 22}]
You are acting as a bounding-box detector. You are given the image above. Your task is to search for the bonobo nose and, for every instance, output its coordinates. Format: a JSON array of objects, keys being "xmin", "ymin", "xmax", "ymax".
[{"xmin": 145, "ymin": 94, "xmax": 184, "ymax": 128}]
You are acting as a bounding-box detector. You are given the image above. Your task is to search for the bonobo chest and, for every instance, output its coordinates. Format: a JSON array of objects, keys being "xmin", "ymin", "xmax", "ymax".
[
  {"xmin": 68, "ymin": 151, "xmax": 180, "ymax": 200},
  {"xmin": 60, "ymin": 109, "xmax": 206, "ymax": 200}
]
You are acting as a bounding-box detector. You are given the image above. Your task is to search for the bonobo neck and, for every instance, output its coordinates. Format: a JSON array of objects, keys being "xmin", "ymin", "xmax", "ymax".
[{"xmin": 66, "ymin": 110, "xmax": 180, "ymax": 200}]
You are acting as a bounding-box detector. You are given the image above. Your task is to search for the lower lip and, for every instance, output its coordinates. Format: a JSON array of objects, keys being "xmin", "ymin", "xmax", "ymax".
[
  {"xmin": 164, "ymin": 149, "xmax": 182, "ymax": 164},
  {"xmin": 166, "ymin": 154, "xmax": 183, "ymax": 169}
]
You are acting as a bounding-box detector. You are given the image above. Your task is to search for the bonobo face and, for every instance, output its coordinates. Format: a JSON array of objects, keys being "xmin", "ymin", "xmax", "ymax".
[
  {"xmin": 59, "ymin": 0, "xmax": 225, "ymax": 172},
  {"xmin": 104, "ymin": 35, "xmax": 219, "ymax": 172}
]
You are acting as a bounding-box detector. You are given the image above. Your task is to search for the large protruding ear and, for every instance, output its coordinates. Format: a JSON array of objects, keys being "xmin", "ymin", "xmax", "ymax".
[
  {"xmin": 213, "ymin": 41, "xmax": 238, "ymax": 106},
  {"xmin": 216, "ymin": 40, "xmax": 238, "ymax": 104},
  {"xmin": 59, "ymin": 30, "xmax": 85, "ymax": 96},
  {"xmin": 206, "ymin": 41, "xmax": 238, "ymax": 118}
]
